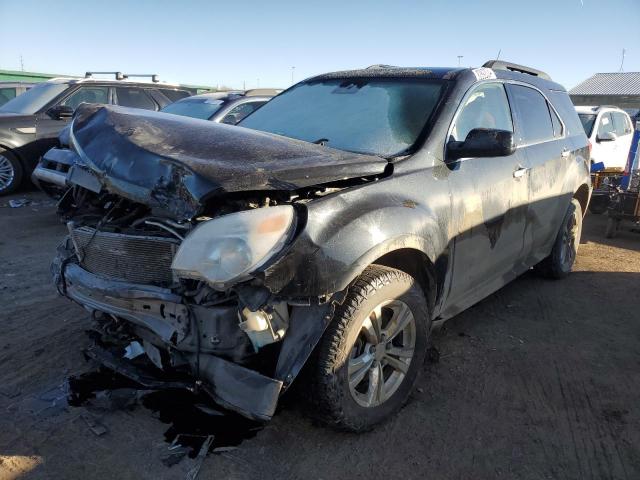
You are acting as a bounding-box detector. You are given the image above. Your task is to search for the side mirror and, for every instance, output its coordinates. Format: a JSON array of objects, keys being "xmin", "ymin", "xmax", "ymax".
[
  {"xmin": 47, "ymin": 105, "xmax": 74, "ymax": 120},
  {"xmin": 446, "ymin": 128, "xmax": 515, "ymax": 162},
  {"xmin": 596, "ymin": 131, "xmax": 616, "ymax": 143}
]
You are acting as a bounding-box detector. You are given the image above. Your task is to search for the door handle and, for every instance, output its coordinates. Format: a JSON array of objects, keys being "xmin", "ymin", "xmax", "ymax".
[
  {"xmin": 561, "ymin": 148, "xmax": 571, "ymax": 158},
  {"xmin": 513, "ymin": 166, "xmax": 529, "ymax": 178}
]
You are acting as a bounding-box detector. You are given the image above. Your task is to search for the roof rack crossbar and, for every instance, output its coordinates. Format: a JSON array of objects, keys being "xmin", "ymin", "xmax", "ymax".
[
  {"xmin": 482, "ymin": 60, "xmax": 551, "ymax": 81},
  {"xmin": 84, "ymin": 72, "xmax": 159, "ymax": 82}
]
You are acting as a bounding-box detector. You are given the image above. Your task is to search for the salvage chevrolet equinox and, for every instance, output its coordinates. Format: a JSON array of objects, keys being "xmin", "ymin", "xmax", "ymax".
[{"xmin": 51, "ymin": 60, "xmax": 591, "ymax": 431}]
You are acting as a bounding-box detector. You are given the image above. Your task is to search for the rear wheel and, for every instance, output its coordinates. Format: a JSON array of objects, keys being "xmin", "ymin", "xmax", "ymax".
[
  {"xmin": 534, "ymin": 198, "xmax": 583, "ymax": 279},
  {"xmin": 309, "ymin": 265, "xmax": 430, "ymax": 432},
  {"xmin": 0, "ymin": 149, "xmax": 23, "ymax": 196}
]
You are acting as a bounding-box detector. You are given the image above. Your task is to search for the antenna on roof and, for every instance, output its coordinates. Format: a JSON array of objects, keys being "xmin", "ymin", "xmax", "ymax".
[
  {"xmin": 619, "ymin": 48, "xmax": 626, "ymax": 72},
  {"xmin": 496, "ymin": 49, "xmax": 502, "ymax": 61}
]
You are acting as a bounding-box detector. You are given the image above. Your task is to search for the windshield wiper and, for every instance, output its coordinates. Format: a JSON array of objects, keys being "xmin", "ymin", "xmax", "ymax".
[{"xmin": 312, "ymin": 138, "xmax": 329, "ymax": 146}]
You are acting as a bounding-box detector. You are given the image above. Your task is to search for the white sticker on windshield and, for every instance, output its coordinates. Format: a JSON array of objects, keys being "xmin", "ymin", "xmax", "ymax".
[{"xmin": 472, "ymin": 67, "xmax": 497, "ymax": 81}]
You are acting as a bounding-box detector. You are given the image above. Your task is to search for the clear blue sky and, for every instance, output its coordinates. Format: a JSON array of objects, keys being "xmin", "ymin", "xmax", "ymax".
[{"xmin": 1, "ymin": 0, "xmax": 638, "ymax": 90}]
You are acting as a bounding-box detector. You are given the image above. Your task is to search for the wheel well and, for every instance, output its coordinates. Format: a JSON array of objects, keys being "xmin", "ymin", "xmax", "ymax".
[
  {"xmin": 574, "ymin": 184, "xmax": 590, "ymax": 216},
  {"xmin": 372, "ymin": 248, "xmax": 437, "ymax": 315},
  {"xmin": 0, "ymin": 144, "xmax": 21, "ymax": 163}
]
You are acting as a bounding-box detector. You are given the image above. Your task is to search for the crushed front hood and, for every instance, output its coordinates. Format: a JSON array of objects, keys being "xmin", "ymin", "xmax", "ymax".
[{"xmin": 70, "ymin": 104, "xmax": 389, "ymax": 218}]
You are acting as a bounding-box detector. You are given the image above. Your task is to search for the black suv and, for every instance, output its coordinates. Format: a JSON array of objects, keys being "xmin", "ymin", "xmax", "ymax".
[
  {"xmin": 0, "ymin": 73, "xmax": 191, "ymax": 195},
  {"xmin": 50, "ymin": 61, "xmax": 590, "ymax": 431}
]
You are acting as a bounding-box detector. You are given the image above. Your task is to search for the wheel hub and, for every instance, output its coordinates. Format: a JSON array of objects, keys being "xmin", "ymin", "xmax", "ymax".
[{"xmin": 347, "ymin": 299, "xmax": 416, "ymax": 408}]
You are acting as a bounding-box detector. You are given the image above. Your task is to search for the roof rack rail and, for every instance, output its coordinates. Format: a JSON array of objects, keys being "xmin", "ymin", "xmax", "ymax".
[
  {"xmin": 482, "ymin": 60, "xmax": 551, "ymax": 81},
  {"xmin": 84, "ymin": 72, "xmax": 160, "ymax": 82}
]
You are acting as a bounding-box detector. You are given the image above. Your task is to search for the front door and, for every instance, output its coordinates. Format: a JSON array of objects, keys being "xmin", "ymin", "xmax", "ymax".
[{"xmin": 443, "ymin": 81, "xmax": 530, "ymax": 316}]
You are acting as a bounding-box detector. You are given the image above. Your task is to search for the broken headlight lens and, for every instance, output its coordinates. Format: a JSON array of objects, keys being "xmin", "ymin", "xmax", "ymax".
[{"xmin": 171, "ymin": 205, "xmax": 295, "ymax": 287}]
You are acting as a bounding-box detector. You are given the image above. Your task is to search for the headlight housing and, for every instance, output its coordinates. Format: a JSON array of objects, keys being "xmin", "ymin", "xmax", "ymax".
[{"xmin": 171, "ymin": 205, "xmax": 295, "ymax": 288}]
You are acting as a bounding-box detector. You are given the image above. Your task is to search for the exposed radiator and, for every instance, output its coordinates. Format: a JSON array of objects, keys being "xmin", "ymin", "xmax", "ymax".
[{"xmin": 70, "ymin": 226, "xmax": 179, "ymax": 285}]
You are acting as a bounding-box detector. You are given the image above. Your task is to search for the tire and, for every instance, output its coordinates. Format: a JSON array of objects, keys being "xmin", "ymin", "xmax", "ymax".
[
  {"xmin": 588, "ymin": 201, "xmax": 608, "ymax": 215},
  {"xmin": 605, "ymin": 217, "xmax": 619, "ymax": 239},
  {"xmin": 0, "ymin": 149, "xmax": 23, "ymax": 196},
  {"xmin": 308, "ymin": 265, "xmax": 430, "ymax": 432},
  {"xmin": 534, "ymin": 198, "xmax": 583, "ymax": 279}
]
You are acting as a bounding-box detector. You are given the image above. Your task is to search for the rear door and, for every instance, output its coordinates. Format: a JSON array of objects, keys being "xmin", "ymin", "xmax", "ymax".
[
  {"xmin": 445, "ymin": 81, "xmax": 530, "ymax": 312},
  {"xmin": 506, "ymin": 84, "xmax": 570, "ymax": 263}
]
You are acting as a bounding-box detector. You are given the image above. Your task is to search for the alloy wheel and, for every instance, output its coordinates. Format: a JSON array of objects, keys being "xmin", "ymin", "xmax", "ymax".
[
  {"xmin": 347, "ymin": 299, "xmax": 416, "ymax": 408},
  {"xmin": 0, "ymin": 154, "xmax": 15, "ymax": 192}
]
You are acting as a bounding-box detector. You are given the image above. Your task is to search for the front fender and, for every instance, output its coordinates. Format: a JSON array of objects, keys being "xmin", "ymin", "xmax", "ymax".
[{"xmin": 260, "ymin": 179, "xmax": 447, "ymax": 297}]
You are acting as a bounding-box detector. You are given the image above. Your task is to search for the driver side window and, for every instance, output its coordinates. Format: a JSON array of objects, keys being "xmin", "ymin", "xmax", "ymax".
[
  {"xmin": 451, "ymin": 83, "xmax": 513, "ymax": 142},
  {"xmin": 60, "ymin": 87, "xmax": 109, "ymax": 110}
]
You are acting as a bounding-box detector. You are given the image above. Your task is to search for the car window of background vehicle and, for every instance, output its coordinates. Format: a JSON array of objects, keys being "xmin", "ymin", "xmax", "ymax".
[
  {"xmin": 0, "ymin": 88, "xmax": 16, "ymax": 104},
  {"xmin": 161, "ymin": 98, "xmax": 225, "ymax": 120},
  {"xmin": 160, "ymin": 89, "xmax": 190, "ymax": 102},
  {"xmin": 0, "ymin": 82, "xmax": 69, "ymax": 114},
  {"xmin": 60, "ymin": 87, "xmax": 109, "ymax": 110},
  {"xmin": 451, "ymin": 83, "xmax": 513, "ymax": 142},
  {"xmin": 612, "ymin": 112, "xmax": 631, "ymax": 135},
  {"xmin": 597, "ymin": 113, "xmax": 615, "ymax": 137},
  {"xmin": 508, "ymin": 84, "xmax": 555, "ymax": 144},
  {"xmin": 240, "ymin": 78, "xmax": 445, "ymax": 157},
  {"xmin": 221, "ymin": 102, "xmax": 266, "ymax": 125},
  {"xmin": 116, "ymin": 88, "xmax": 156, "ymax": 110},
  {"xmin": 578, "ymin": 114, "xmax": 597, "ymax": 136}
]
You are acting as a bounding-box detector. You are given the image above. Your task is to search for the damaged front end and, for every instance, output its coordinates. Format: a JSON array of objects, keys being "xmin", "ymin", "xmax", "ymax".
[{"xmin": 52, "ymin": 104, "xmax": 387, "ymax": 420}]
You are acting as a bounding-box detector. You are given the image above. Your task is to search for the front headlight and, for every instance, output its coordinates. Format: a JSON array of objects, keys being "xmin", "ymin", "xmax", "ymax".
[{"xmin": 171, "ymin": 205, "xmax": 295, "ymax": 288}]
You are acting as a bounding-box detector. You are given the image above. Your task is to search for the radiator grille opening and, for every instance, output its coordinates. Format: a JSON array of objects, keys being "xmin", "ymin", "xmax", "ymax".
[{"xmin": 71, "ymin": 227, "xmax": 179, "ymax": 285}]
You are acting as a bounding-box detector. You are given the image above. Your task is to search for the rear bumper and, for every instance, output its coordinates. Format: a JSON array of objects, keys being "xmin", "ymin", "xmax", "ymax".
[{"xmin": 53, "ymin": 247, "xmax": 282, "ymax": 421}]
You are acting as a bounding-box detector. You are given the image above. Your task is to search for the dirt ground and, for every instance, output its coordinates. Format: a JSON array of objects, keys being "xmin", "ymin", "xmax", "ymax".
[{"xmin": 1, "ymin": 190, "xmax": 639, "ymax": 480}]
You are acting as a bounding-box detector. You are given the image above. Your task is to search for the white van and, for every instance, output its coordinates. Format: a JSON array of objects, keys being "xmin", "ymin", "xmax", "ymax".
[{"xmin": 576, "ymin": 106, "xmax": 634, "ymax": 170}]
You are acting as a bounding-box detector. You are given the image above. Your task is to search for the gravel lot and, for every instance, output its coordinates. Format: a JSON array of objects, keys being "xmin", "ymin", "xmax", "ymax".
[{"xmin": 1, "ymin": 191, "xmax": 639, "ymax": 480}]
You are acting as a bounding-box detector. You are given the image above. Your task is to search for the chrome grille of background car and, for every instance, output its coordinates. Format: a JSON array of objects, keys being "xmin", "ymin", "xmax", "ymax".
[{"xmin": 70, "ymin": 226, "xmax": 179, "ymax": 285}]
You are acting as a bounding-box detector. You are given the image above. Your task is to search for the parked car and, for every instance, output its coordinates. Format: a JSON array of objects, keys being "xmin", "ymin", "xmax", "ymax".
[
  {"xmin": 576, "ymin": 106, "xmax": 634, "ymax": 170},
  {"xmin": 160, "ymin": 88, "xmax": 279, "ymax": 124},
  {"xmin": 50, "ymin": 60, "xmax": 590, "ymax": 431},
  {"xmin": 0, "ymin": 72, "xmax": 192, "ymax": 195},
  {"xmin": 0, "ymin": 82, "xmax": 33, "ymax": 107}
]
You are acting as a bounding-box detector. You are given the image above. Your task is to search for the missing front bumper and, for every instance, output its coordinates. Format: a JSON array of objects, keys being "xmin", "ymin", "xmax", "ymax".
[{"xmin": 84, "ymin": 344, "xmax": 282, "ymax": 421}]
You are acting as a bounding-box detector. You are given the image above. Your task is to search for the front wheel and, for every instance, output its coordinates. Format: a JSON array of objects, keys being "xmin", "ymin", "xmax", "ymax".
[
  {"xmin": 0, "ymin": 149, "xmax": 23, "ymax": 196},
  {"xmin": 309, "ymin": 265, "xmax": 430, "ymax": 432},
  {"xmin": 534, "ymin": 198, "xmax": 583, "ymax": 279}
]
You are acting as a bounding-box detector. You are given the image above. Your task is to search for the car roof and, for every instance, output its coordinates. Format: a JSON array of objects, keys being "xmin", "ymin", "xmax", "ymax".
[
  {"xmin": 182, "ymin": 91, "xmax": 276, "ymax": 102},
  {"xmin": 575, "ymin": 105, "xmax": 628, "ymax": 115},
  {"xmin": 44, "ymin": 77, "xmax": 189, "ymax": 90},
  {"xmin": 0, "ymin": 82, "xmax": 35, "ymax": 87},
  {"xmin": 305, "ymin": 64, "xmax": 565, "ymax": 91}
]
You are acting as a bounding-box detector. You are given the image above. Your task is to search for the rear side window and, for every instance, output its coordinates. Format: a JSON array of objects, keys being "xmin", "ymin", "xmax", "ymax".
[
  {"xmin": 612, "ymin": 112, "xmax": 632, "ymax": 135},
  {"xmin": 450, "ymin": 83, "xmax": 513, "ymax": 142},
  {"xmin": 0, "ymin": 88, "xmax": 16, "ymax": 105},
  {"xmin": 547, "ymin": 91, "xmax": 585, "ymax": 137},
  {"xmin": 597, "ymin": 113, "xmax": 615, "ymax": 136},
  {"xmin": 116, "ymin": 88, "xmax": 157, "ymax": 110},
  {"xmin": 160, "ymin": 89, "xmax": 190, "ymax": 102},
  {"xmin": 60, "ymin": 87, "xmax": 109, "ymax": 109},
  {"xmin": 508, "ymin": 84, "xmax": 554, "ymax": 144}
]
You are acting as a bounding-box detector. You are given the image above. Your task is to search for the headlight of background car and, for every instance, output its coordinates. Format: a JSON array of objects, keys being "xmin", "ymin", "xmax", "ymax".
[{"xmin": 171, "ymin": 205, "xmax": 295, "ymax": 288}]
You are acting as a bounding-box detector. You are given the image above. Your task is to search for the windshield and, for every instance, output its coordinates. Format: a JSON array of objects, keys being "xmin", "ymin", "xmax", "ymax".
[
  {"xmin": 161, "ymin": 98, "xmax": 225, "ymax": 120},
  {"xmin": 0, "ymin": 82, "xmax": 69, "ymax": 114},
  {"xmin": 240, "ymin": 78, "xmax": 445, "ymax": 157},
  {"xmin": 578, "ymin": 113, "xmax": 597, "ymax": 137}
]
